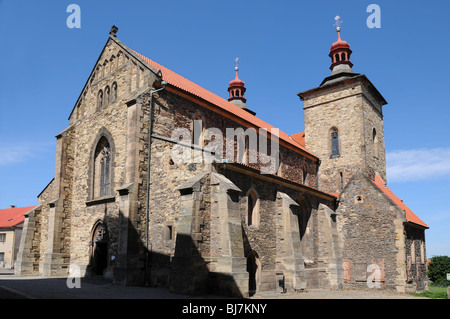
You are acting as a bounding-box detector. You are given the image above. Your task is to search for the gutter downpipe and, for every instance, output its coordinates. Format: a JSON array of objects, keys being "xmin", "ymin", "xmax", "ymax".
[{"xmin": 145, "ymin": 80, "xmax": 167, "ymax": 286}]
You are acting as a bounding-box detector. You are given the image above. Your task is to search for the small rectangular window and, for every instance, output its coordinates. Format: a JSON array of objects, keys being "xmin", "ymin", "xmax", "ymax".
[{"xmin": 0, "ymin": 233, "xmax": 6, "ymax": 242}]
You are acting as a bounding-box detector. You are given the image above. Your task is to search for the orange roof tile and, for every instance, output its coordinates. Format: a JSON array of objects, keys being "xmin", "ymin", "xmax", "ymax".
[
  {"xmin": 290, "ymin": 132, "xmax": 305, "ymax": 147},
  {"xmin": 0, "ymin": 206, "xmax": 36, "ymax": 228},
  {"xmin": 372, "ymin": 175, "xmax": 428, "ymax": 228},
  {"xmin": 132, "ymin": 50, "xmax": 317, "ymax": 160}
]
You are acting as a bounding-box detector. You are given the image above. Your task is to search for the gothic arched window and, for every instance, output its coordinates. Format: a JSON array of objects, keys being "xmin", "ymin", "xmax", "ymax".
[
  {"xmin": 331, "ymin": 128, "xmax": 340, "ymax": 157},
  {"xmin": 93, "ymin": 137, "xmax": 112, "ymax": 198},
  {"xmin": 105, "ymin": 86, "xmax": 110, "ymax": 105}
]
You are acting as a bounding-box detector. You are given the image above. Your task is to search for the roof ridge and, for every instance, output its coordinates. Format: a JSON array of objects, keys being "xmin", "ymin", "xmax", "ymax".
[{"xmin": 131, "ymin": 49, "xmax": 317, "ymax": 159}]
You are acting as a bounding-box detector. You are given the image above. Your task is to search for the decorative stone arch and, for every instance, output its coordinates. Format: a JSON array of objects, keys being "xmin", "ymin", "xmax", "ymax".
[
  {"xmin": 111, "ymin": 81, "xmax": 118, "ymax": 103},
  {"xmin": 110, "ymin": 55, "xmax": 116, "ymax": 71},
  {"xmin": 246, "ymin": 187, "xmax": 260, "ymax": 228},
  {"xmin": 87, "ymin": 127, "xmax": 116, "ymax": 200},
  {"xmin": 88, "ymin": 220, "xmax": 109, "ymax": 276},
  {"xmin": 97, "ymin": 89, "xmax": 104, "ymax": 109},
  {"xmin": 105, "ymin": 85, "xmax": 111, "ymax": 105},
  {"xmin": 104, "ymin": 58, "xmax": 110, "ymax": 74}
]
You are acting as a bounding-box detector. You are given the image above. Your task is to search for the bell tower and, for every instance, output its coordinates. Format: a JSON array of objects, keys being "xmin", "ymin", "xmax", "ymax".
[{"xmin": 298, "ymin": 17, "xmax": 388, "ymax": 194}]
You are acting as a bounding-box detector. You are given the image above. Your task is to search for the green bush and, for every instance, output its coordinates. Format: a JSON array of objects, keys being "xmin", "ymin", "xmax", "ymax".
[{"xmin": 428, "ymin": 256, "xmax": 450, "ymax": 285}]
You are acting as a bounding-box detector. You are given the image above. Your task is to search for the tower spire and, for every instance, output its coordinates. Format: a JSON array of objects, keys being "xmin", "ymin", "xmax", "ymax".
[
  {"xmin": 329, "ymin": 16, "xmax": 353, "ymax": 73},
  {"xmin": 228, "ymin": 58, "xmax": 246, "ymax": 103},
  {"xmin": 227, "ymin": 58, "xmax": 255, "ymax": 115}
]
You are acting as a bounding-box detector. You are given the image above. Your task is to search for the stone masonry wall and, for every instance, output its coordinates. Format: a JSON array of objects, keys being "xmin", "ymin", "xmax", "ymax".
[{"xmin": 337, "ymin": 171, "xmax": 404, "ymax": 290}]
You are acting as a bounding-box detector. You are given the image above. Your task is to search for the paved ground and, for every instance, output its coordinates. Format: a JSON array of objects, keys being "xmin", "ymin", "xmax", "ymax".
[{"xmin": 0, "ymin": 268, "xmax": 427, "ymax": 299}]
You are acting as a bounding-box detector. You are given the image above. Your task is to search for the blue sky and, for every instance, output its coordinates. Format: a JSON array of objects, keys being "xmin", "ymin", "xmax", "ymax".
[{"xmin": 0, "ymin": 0, "xmax": 449, "ymax": 257}]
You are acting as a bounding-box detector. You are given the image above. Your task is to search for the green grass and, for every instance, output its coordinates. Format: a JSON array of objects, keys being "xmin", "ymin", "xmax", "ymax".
[{"xmin": 412, "ymin": 285, "xmax": 448, "ymax": 299}]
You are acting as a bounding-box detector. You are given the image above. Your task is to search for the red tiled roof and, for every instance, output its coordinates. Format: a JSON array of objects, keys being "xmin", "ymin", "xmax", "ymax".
[
  {"xmin": 372, "ymin": 175, "xmax": 428, "ymax": 228},
  {"xmin": 290, "ymin": 132, "xmax": 305, "ymax": 147},
  {"xmin": 0, "ymin": 206, "xmax": 36, "ymax": 228},
  {"xmin": 132, "ymin": 50, "xmax": 317, "ymax": 160}
]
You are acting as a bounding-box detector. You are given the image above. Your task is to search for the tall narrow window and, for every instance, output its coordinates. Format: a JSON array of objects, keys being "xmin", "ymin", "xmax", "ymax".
[
  {"xmin": 105, "ymin": 86, "xmax": 110, "ymax": 105},
  {"xmin": 248, "ymin": 193, "xmax": 255, "ymax": 226},
  {"xmin": 302, "ymin": 165, "xmax": 308, "ymax": 184},
  {"xmin": 373, "ymin": 128, "xmax": 379, "ymax": 158},
  {"xmin": 331, "ymin": 128, "xmax": 340, "ymax": 156},
  {"xmin": 94, "ymin": 137, "xmax": 111, "ymax": 198},
  {"xmin": 339, "ymin": 172, "xmax": 344, "ymax": 191}
]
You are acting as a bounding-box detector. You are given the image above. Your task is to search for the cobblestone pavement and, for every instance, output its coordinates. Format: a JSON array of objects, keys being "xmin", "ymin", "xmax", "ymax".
[{"xmin": 0, "ymin": 269, "xmax": 427, "ymax": 299}]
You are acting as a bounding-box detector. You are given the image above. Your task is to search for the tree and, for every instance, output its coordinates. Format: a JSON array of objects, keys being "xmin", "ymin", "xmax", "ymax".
[{"xmin": 427, "ymin": 256, "xmax": 450, "ymax": 284}]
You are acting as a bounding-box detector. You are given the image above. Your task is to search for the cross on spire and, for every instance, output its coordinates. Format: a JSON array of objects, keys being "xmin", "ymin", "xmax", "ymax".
[
  {"xmin": 334, "ymin": 16, "xmax": 343, "ymax": 31},
  {"xmin": 234, "ymin": 57, "xmax": 240, "ymax": 71}
]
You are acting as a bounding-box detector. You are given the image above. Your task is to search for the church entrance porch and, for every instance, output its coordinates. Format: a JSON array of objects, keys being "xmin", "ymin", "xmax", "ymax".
[{"xmin": 88, "ymin": 221, "xmax": 108, "ymax": 277}]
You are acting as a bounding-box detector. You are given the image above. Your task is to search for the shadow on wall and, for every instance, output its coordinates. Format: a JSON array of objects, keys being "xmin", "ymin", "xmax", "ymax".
[{"xmin": 86, "ymin": 209, "xmax": 244, "ymax": 298}]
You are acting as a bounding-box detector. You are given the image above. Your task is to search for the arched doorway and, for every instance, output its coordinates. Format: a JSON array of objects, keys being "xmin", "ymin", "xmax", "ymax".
[
  {"xmin": 246, "ymin": 250, "xmax": 260, "ymax": 296},
  {"xmin": 89, "ymin": 221, "xmax": 108, "ymax": 276}
]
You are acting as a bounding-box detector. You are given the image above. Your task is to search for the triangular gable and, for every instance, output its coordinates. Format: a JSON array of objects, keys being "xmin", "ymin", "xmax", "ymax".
[
  {"xmin": 67, "ymin": 36, "xmax": 162, "ymax": 121},
  {"xmin": 372, "ymin": 174, "xmax": 429, "ymax": 229}
]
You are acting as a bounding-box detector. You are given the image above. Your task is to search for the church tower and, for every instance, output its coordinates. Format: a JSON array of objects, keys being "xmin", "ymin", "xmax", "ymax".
[{"xmin": 298, "ymin": 17, "xmax": 388, "ymax": 194}]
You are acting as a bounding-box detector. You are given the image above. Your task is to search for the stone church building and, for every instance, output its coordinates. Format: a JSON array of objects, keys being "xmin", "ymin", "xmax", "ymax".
[{"xmin": 16, "ymin": 25, "xmax": 428, "ymax": 296}]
